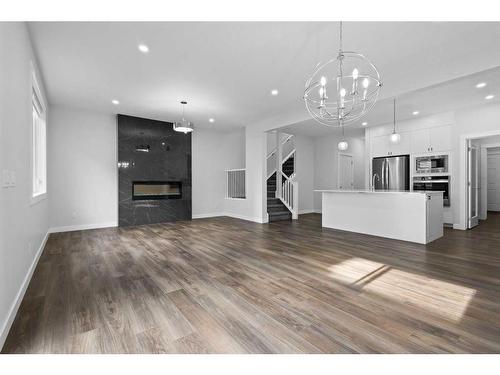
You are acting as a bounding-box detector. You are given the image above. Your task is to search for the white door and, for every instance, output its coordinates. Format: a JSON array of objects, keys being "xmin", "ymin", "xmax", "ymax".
[
  {"xmin": 468, "ymin": 142, "xmax": 479, "ymax": 228},
  {"xmin": 338, "ymin": 154, "xmax": 354, "ymax": 190},
  {"xmin": 488, "ymin": 152, "xmax": 500, "ymax": 211}
]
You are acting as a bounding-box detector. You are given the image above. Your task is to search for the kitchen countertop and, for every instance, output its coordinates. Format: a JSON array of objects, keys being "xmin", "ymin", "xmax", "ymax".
[{"xmin": 315, "ymin": 189, "xmax": 444, "ymax": 195}]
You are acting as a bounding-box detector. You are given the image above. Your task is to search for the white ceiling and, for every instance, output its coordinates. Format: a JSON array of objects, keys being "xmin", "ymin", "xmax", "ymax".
[{"xmin": 28, "ymin": 22, "xmax": 500, "ymax": 131}]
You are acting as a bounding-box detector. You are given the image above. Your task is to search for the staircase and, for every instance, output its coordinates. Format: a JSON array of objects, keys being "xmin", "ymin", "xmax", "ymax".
[{"xmin": 267, "ymin": 155, "xmax": 295, "ymax": 222}]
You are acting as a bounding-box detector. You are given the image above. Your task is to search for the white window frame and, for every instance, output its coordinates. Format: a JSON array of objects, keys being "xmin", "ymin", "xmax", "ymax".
[{"xmin": 31, "ymin": 66, "xmax": 47, "ymax": 205}]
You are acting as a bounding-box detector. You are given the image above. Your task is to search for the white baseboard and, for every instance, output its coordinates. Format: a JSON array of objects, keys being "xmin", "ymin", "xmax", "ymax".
[
  {"xmin": 192, "ymin": 212, "xmax": 225, "ymax": 219},
  {"xmin": 453, "ymin": 223, "xmax": 467, "ymax": 230},
  {"xmin": 299, "ymin": 209, "xmax": 322, "ymax": 214},
  {"xmin": 0, "ymin": 231, "xmax": 49, "ymax": 350},
  {"xmin": 223, "ymin": 212, "xmax": 265, "ymax": 223},
  {"xmin": 49, "ymin": 221, "xmax": 118, "ymax": 234},
  {"xmin": 192, "ymin": 212, "xmax": 265, "ymax": 223}
]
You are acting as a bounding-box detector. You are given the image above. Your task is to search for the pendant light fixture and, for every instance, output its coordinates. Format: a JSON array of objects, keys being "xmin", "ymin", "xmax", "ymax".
[
  {"xmin": 304, "ymin": 21, "xmax": 382, "ymax": 127},
  {"xmin": 337, "ymin": 121, "xmax": 349, "ymax": 151},
  {"xmin": 390, "ymin": 98, "xmax": 401, "ymax": 144},
  {"xmin": 173, "ymin": 101, "xmax": 194, "ymax": 134}
]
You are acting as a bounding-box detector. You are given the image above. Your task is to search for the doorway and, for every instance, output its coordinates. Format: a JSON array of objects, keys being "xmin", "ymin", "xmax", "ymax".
[
  {"xmin": 338, "ymin": 153, "xmax": 354, "ymax": 190},
  {"xmin": 465, "ymin": 134, "xmax": 500, "ymax": 229},
  {"xmin": 486, "ymin": 148, "xmax": 500, "ymax": 212},
  {"xmin": 467, "ymin": 140, "xmax": 479, "ymax": 228}
]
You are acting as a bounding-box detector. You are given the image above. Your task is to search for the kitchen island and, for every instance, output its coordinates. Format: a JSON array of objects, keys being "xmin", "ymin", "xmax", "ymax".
[{"xmin": 316, "ymin": 190, "xmax": 444, "ymax": 244}]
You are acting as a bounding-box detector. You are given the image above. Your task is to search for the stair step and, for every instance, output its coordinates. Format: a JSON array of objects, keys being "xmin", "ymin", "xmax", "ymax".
[
  {"xmin": 267, "ymin": 202, "xmax": 284, "ymax": 208},
  {"xmin": 268, "ymin": 212, "xmax": 292, "ymax": 222},
  {"xmin": 268, "ymin": 207, "xmax": 288, "ymax": 213}
]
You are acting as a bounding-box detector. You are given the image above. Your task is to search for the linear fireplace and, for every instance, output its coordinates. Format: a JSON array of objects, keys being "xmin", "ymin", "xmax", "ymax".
[{"xmin": 132, "ymin": 181, "xmax": 182, "ymax": 200}]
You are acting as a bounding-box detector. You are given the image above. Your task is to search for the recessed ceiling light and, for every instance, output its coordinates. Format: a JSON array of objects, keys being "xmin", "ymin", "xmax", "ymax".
[
  {"xmin": 361, "ymin": 122, "xmax": 368, "ymax": 126},
  {"xmin": 112, "ymin": 99, "xmax": 119, "ymax": 105},
  {"xmin": 209, "ymin": 118, "xmax": 215, "ymax": 123},
  {"xmin": 412, "ymin": 111, "xmax": 419, "ymax": 115},
  {"xmin": 476, "ymin": 82, "xmax": 487, "ymax": 88},
  {"xmin": 138, "ymin": 44, "xmax": 149, "ymax": 53},
  {"xmin": 271, "ymin": 89, "xmax": 279, "ymax": 96},
  {"xmin": 485, "ymin": 94, "xmax": 495, "ymax": 100}
]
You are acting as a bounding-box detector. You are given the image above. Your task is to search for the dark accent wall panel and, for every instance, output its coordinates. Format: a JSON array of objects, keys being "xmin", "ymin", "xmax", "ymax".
[{"xmin": 118, "ymin": 114, "xmax": 191, "ymax": 226}]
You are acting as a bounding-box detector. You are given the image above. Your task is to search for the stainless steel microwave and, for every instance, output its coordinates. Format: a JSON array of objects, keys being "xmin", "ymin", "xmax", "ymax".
[{"xmin": 414, "ymin": 154, "xmax": 448, "ymax": 174}]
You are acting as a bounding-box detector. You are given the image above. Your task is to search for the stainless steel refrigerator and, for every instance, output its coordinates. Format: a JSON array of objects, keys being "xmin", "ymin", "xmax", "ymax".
[{"xmin": 372, "ymin": 155, "xmax": 410, "ymax": 191}]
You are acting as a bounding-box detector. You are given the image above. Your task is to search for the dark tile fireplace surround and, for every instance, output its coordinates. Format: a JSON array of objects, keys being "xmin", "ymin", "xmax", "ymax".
[{"xmin": 118, "ymin": 114, "xmax": 192, "ymax": 226}]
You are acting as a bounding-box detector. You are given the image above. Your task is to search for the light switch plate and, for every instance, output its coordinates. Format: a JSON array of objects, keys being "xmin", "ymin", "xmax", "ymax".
[
  {"xmin": 2, "ymin": 169, "xmax": 10, "ymax": 187},
  {"xmin": 10, "ymin": 170, "xmax": 16, "ymax": 187}
]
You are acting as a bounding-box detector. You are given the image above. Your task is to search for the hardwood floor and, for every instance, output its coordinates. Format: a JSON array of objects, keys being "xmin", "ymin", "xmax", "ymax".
[{"xmin": 3, "ymin": 213, "xmax": 500, "ymax": 353}]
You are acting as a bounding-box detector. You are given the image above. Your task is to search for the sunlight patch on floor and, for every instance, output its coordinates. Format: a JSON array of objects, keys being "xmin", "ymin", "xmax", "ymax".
[{"xmin": 329, "ymin": 258, "xmax": 476, "ymax": 322}]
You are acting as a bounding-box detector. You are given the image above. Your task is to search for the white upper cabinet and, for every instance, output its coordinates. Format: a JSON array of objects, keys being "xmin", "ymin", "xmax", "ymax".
[
  {"xmin": 371, "ymin": 132, "xmax": 410, "ymax": 157},
  {"xmin": 390, "ymin": 131, "xmax": 411, "ymax": 156},
  {"xmin": 429, "ymin": 125, "xmax": 452, "ymax": 152},
  {"xmin": 371, "ymin": 135, "xmax": 389, "ymax": 158},
  {"xmin": 410, "ymin": 128, "xmax": 431, "ymax": 154},
  {"xmin": 410, "ymin": 125, "xmax": 452, "ymax": 154}
]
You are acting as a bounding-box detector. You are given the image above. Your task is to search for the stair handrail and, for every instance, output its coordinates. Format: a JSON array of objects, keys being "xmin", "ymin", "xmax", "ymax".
[
  {"xmin": 266, "ymin": 134, "xmax": 294, "ymax": 159},
  {"xmin": 267, "ymin": 149, "xmax": 296, "ymax": 179},
  {"xmin": 282, "ymin": 148, "xmax": 296, "ymax": 165}
]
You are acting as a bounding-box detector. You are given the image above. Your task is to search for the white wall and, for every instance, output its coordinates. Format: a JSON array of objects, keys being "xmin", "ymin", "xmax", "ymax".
[
  {"xmin": 192, "ymin": 129, "xmax": 226, "ymax": 217},
  {"xmin": 294, "ymin": 135, "xmax": 315, "ymax": 214},
  {"xmin": 48, "ymin": 106, "xmax": 118, "ymax": 231},
  {"xmin": 192, "ymin": 128, "xmax": 246, "ymax": 219},
  {"xmin": 0, "ymin": 23, "xmax": 50, "ymax": 348},
  {"xmin": 313, "ymin": 134, "xmax": 366, "ymax": 211},
  {"xmin": 45, "ymin": 109, "xmax": 247, "ymax": 224}
]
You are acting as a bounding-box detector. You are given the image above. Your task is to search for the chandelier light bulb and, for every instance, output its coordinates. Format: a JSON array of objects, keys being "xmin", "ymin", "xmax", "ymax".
[
  {"xmin": 362, "ymin": 78, "xmax": 370, "ymax": 89},
  {"xmin": 338, "ymin": 140, "xmax": 349, "ymax": 151},
  {"xmin": 320, "ymin": 76, "xmax": 327, "ymax": 86},
  {"xmin": 352, "ymin": 68, "xmax": 359, "ymax": 80},
  {"xmin": 339, "ymin": 88, "xmax": 346, "ymax": 109}
]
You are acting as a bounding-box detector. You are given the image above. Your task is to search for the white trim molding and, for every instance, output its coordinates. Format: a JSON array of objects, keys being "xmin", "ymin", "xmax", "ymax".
[
  {"xmin": 193, "ymin": 212, "xmax": 266, "ymax": 223},
  {"xmin": 223, "ymin": 212, "xmax": 267, "ymax": 223},
  {"xmin": 0, "ymin": 231, "xmax": 49, "ymax": 350},
  {"xmin": 192, "ymin": 213, "xmax": 225, "ymax": 219},
  {"xmin": 298, "ymin": 209, "xmax": 320, "ymax": 214},
  {"xmin": 49, "ymin": 222, "xmax": 118, "ymax": 234}
]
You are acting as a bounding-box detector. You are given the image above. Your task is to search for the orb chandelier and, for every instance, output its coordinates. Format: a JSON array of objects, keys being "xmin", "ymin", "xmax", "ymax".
[
  {"xmin": 173, "ymin": 101, "xmax": 194, "ymax": 134},
  {"xmin": 304, "ymin": 21, "xmax": 382, "ymax": 127}
]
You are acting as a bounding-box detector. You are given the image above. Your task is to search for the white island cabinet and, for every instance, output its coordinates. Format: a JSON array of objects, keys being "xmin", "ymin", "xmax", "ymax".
[{"xmin": 316, "ymin": 190, "xmax": 444, "ymax": 244}]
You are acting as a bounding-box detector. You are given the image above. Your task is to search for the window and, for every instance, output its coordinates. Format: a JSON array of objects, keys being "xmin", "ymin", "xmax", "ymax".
[{"xmin": 32, "ymin": 68, "xmax": 47, "ymax": 200}]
